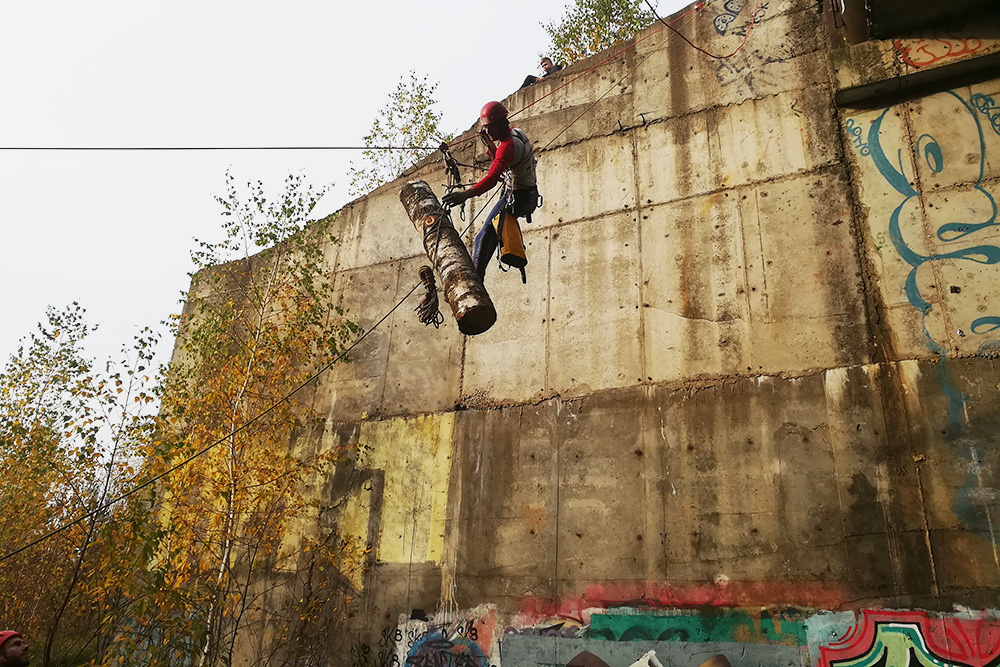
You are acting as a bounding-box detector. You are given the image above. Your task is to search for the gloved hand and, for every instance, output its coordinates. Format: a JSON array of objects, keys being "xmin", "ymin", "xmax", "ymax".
[{"xmin": 442, "ymin": 191, "xmax": 467, "ymax": 208}]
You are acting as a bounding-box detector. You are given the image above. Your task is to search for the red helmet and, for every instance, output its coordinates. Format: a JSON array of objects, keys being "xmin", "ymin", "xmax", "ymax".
[
  {"xmin": 0, "ymin": 631, "xmax": 22, "ymax": 650},
  {"xmin": 480, "ymin": 101, "xmax": 508, "ymax": 125}
]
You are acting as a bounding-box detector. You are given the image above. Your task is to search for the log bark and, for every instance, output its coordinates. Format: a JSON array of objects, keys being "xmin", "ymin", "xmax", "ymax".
[{"xmin": 400, "ymin": 180, "xmax": 496, "ymax": 335}]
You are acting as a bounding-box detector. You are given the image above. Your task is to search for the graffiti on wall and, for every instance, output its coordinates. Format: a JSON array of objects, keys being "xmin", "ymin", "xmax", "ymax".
[
  {"xmin": 505, "ymin": 618, "xmax": 586, "ymax": 638},
  {"xmin": 973, "ymin": 94, "xmax": 1000, "ymax": 138},
  {"xmin": 397, "ymin": 609, "xmax": 498, "ymax": 667},
  {"xmin": 893, "ymin": 38, "xmax": 984, "ymax": 69},
  {"xmin": 714, "ymin": 49, "xmax": 785, "ymax": 97},
  {"xmin": 712, "ymin": 0, "xmax": 769, "ymax": 36},
  {"xmin": 588, "ymin": 608, "xmax": 806, "ymax": 645},
  {"xmin": 844, "ymin": 118, "xmax": 870, "ymax": 156},
  {"xmin": 350, "ymin": 611, "xmax": 498, "ymax": 667},
  {"xmin": 818, "ymin": 610, "xmax": 1000, "ymax": 667},
  {"xmin": 404, "ymin": 630, "xmax": 489, "ymax": 667},
  {"xmin": 516, "ymin": 580, "xmax": 849, "ymax": 624},
  {"xmin": 846, "ymin": 89, "xmax": 1000, "ymax": 541},
  {"xmin": 713, "ymin": 0, "xmax": 748, "ymax": 35},
  {"xmin": 353, "ymin": 606, "xmax": 1000, "ymax": 667},
  {"xmin": 849, "ymin": 90, "xmax": 1000, "ymax": 430},
  {"xmin": 350, "ymin": 624, "xmax": 414, "ymax": 667}
]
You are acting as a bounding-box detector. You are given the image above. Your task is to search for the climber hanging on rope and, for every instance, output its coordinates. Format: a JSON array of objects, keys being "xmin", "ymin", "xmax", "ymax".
[{"xmin": 442, "ymin": 101, "xmax": 539, "ymax": 284}]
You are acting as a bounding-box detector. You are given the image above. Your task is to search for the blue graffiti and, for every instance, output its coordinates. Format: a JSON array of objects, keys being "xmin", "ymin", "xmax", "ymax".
[
  {"xmin": 858, "ymin": 90, "xmax": 1000, "ymax": 544},
  {"xmin": 405, "ymin": 630, "xmax": 488, "ymax": 667},
  {"xmin": 845, "ymin": 118, "xmax": 871, "ymax": 155},
  {"xmin": 972, "ymin": 93, "xmax": 1000, "ymax": 137},
  {"xmin": 862, "ymin": 91, "xmax": 1000, "ymax": 433}
]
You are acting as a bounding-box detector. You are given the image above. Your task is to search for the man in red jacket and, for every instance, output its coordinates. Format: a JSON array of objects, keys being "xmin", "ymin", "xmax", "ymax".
[
  {"xmin": 442, "ymin": 101, "xmax": 538, "ymax": 281},
  {"xmin": 0, "ymin": 631, "xmax": 30, "ymax": 667}
]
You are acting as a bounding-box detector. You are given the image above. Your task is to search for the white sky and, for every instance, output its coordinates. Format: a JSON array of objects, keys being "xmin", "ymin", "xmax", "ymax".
[{"xmin": 0, "ymin": 0, "xmax": 688, "ymax": 368}]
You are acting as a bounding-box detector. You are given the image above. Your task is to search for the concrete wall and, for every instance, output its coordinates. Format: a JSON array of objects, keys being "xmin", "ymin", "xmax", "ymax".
[{"xmin": 208, "ymin": 1, "xmax": 1000, "ymax": 665}]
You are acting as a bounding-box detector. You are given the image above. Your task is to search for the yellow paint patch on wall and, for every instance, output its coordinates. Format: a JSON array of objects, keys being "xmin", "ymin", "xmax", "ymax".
[
  {"xmin": 358, "ymin": 413, "xmax": 454, "ymax": 565},
  {"xmin": 338, "ymin": 485, "xmax": 374, "ymax": 590}
]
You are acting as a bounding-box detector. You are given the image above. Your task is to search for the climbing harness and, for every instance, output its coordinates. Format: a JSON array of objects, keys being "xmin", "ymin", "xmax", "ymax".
[
  {"xmin": 440, "ymin": 137, "xmax": 535, "ymax": 284},
  {"xmin": 492, "ymin": 128, "xmax": 542, "ymax": 283}
]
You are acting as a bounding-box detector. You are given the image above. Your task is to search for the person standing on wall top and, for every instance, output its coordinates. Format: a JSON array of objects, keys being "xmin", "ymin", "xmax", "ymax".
[
  {"xmin": 442, "ymin": 101, "xmax": 538, "ymax": 283},
  {"xmin": 0, "ymin": 631, "xmax": 30, "ymax": 667}
]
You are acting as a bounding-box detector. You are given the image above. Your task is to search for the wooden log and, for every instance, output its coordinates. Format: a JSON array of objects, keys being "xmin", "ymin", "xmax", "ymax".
[{"xmin": 399, "ymin": 180, "xmax": 497, "ymax": 335}]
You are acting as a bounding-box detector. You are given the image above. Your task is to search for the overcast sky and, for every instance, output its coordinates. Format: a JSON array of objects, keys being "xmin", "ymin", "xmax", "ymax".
[{"xmin": 0, "ymin": 0, "xmax": 689, "ymax": 369}]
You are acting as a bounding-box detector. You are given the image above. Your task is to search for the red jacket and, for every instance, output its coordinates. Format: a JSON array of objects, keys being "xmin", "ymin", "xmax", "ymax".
[{"xmin": 465, "ymin": 130, "xmax": 536, "ymax": 198}]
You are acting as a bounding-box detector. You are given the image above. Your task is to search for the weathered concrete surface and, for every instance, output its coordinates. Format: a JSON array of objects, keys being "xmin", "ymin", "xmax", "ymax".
[
  {"xmin": 185, "ymin": 0, "xmax": 1000, "ymax": 663},
  {"xmin": 443, "ymin": 370, "xmax": 959, "ymax": 607},
  {"xmin": 304, "ymin": 357, "xmax": 1000, "ymax": 663}
]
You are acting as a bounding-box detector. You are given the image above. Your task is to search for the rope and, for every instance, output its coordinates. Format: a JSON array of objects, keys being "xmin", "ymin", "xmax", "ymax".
[
  {"xmin": 415, "ymin": 266, "xmax": 444, "ymax": 328},
  {"xmin": 1, "ymin": 0, "xmax": 756, "ymax": 562},
  {"xmin": 0, "ymin": 169, "xmax": 510, "ymax": 563},
  {"xmin": 0, "ymin": 280, "xmax": 422, "ymax": 564},
  {"xmin": 645, "ymin": 0, "xmax": 759, "ymax": 59}
]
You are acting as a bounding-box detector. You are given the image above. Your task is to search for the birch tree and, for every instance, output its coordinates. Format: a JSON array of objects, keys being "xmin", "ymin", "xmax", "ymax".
[
  {"xmin": 111, "ymin": 172, "xmax": 362, "ymax": 666},
  {"xmin": 348, "ymin": 71, "xmax": 451, "ymax": 197}
]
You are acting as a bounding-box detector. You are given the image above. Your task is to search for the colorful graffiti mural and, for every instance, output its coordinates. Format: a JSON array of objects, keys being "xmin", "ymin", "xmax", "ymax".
[
  {"xmin": 354, "ymin": 605, "xmax": 1000, "ymax": 667},
  {"xmin": 588, "ymin": 608, "xmax": 806, "ymax": 645},
  {"xmin": 349, "ymin": 608, "xmax": 498, "ymax": 667},
  {"xmin": 818, "ymin": 610, "xmax": 1000, "ymax": 667},
  {"xmin": 388, "ymin": 608, "xmax": 498, "ymax": 667},
  {"xmin": 404, "ymin": 629, "xmax": 490, "ymax": 667}
]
